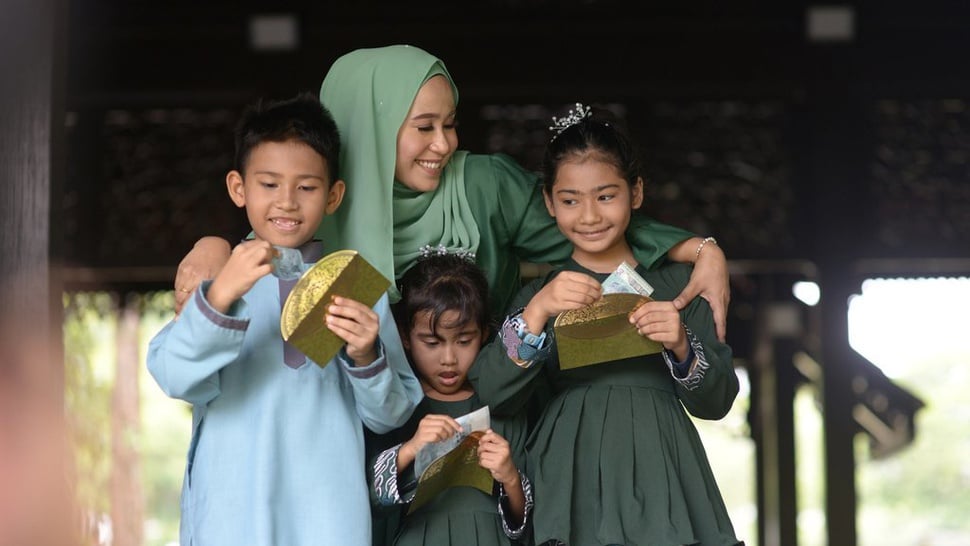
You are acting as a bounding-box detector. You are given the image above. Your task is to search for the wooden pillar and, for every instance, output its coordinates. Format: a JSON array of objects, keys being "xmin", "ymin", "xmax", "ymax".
[
  {"xmin": 750, "ymin": 291, "xmax": 801, "ymax": 546},
  {"xmin": 0, "ymin": 1, "xmax": 69, "ymax": 545},
  {"xmin": 807, "ymin": 92, "xmax": 865, "ymax": 545},
  {"xmin": 111, "ymin": 292, "xmax": 145, "ymax": 546},
  {"xmin": 0, "ymin": 0, "xmax": 65, "ymax": 325}
]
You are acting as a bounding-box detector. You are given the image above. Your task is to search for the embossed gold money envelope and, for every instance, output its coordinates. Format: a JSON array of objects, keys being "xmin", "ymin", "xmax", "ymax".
[
  {"xmin": 554, "ymin": 293, "xmax": 664, "ymax": 369},
  {"xmin": 280, "ymin": 250, "xmax": 390, "ymax": 368}
]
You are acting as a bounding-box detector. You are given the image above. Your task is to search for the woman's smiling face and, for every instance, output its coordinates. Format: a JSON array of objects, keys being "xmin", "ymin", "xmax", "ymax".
[{"xmin": 394, "ymin": 75, "xmax": 458, "ymax": 192}]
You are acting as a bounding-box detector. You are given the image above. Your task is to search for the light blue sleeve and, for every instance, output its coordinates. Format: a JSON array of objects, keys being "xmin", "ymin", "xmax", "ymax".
[
  {"xmin": 337, "ymin": 294, "xmax": 422, "ymax": 434},
  {"xmin": 146, "ymin": 282, "xmax": 249, "ymax": 406}
]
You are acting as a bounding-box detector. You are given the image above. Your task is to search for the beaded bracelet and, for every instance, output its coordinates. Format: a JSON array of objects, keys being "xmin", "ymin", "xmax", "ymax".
[{"xmin": 694, "ymin": 236, "xmax": 717, "ymax": 262}]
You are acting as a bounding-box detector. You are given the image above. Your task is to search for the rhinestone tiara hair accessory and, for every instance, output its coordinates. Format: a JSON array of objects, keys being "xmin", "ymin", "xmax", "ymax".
[
  {"xmin": 549, "ymin": 102, "xmax": 592, "ymax": 139},
  {"xmin": 418, "ymin": 244, "xmax": 476, "ymax": 262}
]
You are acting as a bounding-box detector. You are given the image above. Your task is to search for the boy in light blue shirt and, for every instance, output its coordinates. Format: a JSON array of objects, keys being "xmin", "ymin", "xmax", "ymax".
[{"xmin": 148, "ymin": 93, "xmax": 422, "ymax": 546}]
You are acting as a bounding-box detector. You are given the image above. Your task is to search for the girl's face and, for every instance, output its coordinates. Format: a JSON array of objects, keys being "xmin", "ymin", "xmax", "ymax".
[
  {"xmin": 543, "ymin": 156, "xmax": 643, "ymax": 271},
  {"xmin": 395, "ymin": 75, "xmax": 458, "ymax": 192},
  {"xmin": 404, "ymin": 309, "xmax": 484, "ymax": 401}
]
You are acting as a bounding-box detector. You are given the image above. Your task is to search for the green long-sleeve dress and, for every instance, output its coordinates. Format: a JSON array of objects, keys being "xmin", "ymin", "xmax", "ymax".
[
  {"xmin": 369, "ymin": 394, "xmax": 533, "ymax": 546},
  {"xmin": 471, "ymin": 259, "xmax": 743, "ymax": 546}
]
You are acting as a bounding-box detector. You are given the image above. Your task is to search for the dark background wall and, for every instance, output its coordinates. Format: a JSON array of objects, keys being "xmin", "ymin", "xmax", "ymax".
[{"xmin": 62, "ymin": 1, "xmax": 970, "ymax": 280}]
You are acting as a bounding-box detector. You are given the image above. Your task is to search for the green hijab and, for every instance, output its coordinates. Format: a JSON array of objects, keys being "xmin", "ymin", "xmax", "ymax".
[{"xmin": 317, "ymin": 45, "xmax": 480, "ymax": 298}]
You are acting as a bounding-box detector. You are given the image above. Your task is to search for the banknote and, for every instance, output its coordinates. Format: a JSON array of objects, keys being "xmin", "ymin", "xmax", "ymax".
[
  {"xmin": 271, "ymin": 246, "xmax": 303, "ymax": 280},
  {"xmin": 414, "ymin": 405, "xmax": 491, "ymax": 478},
  {"xmin": 601, "ymin": 261, "xmax": 654, "ymax": 297}
]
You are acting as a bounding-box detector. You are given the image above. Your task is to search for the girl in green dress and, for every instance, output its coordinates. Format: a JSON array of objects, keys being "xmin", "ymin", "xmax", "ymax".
[
  {"xmin": 369, "ymin": 250, "xmax": 534, "ymax": 546},
  {"xmin": 471, "ymin": 106, "xmax": 743, "ymax": 546},
  {"xmin": 172, "ymin": 45, "xmax": 732, "ymax": 340}
]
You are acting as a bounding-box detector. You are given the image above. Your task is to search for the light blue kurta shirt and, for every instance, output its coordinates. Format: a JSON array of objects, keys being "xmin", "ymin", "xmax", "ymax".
[{"xmin": 148, "ymin": 258, "xmax": 422, "ymax": 546}]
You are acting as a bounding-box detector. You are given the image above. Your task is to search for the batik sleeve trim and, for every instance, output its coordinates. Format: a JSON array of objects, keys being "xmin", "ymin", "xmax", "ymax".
[
  {"xmin": 497, "ymin": 470, "xmax": 534, "ymax": 539},
  {"xmin": 371, "ymin": 443, "xmax": 416, "ymax": 506},
  {"xmin": 661, "ymin": 325, "xmax": 710, "ymax": 391}
]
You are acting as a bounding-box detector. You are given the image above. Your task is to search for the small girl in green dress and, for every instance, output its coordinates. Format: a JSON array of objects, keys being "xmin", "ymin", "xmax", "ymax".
[
  {"xmin": 369, "ymin": 250, "xmax": 534, "ymax": 546},
  {"xmin": 470, "ymin": 105, "xmax": 743, "ymax": 546}
]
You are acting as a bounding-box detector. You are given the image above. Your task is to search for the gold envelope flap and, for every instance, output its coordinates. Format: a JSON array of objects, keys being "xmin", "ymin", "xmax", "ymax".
[
  {"xmin": 280, "ymin": 250, "xmax": 390, "ymax": 368},
  {"xmin": 554, "ymin": 293, "xmax": 664, "ymax": 369}
]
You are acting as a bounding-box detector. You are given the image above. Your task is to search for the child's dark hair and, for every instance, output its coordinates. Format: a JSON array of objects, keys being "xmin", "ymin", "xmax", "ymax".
[
  {"xmin": 542, "ymin": 113, "xmax": 641, "ymax": 195},
  {"xmin": 234, "ymin": 92, "xmax": 340, "ymax": 183},
  {"xmin": 393, "ymin": 254, "xmax": 491, "ymax": 337}
]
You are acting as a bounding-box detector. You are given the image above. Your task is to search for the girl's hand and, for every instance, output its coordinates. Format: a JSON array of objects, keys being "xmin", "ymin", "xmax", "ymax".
[
  {"xmin": 174, "ymin": 236, "xmax": 232, "ymax": 315},
  {"xmin": 325, "ymin": 297, "xmax": 380, "ymax": 366},
  {"xmin": 672, "ymin": 240, "xmax": 729, "ymax": 341},
  {"xmin": 629, "ymin": 300, "xmax": 688, "ymax": 361},
  {"xmin": 522, "ymin": 271, "xmax": 601, "ymax": 333},
  {"xmin": 477, "ymin": 429, "xmax": 518, "ymax": 486},
  {"xmin": 206, "ymin": 240, "xmax": 274, "ymax": 314},
  {"xmin": 398, "ymin": 414, "xmax": 463, "ymax": 469}
]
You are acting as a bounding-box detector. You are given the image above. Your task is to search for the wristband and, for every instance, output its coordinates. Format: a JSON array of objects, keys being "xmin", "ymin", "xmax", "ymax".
[{"xmin": 516, "ymin": 320, "xmax": 549, "ymax": 362}]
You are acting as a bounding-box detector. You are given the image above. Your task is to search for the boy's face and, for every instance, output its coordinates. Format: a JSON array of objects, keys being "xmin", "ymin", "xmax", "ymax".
[{"xmin": 226, "ymin": 139, "xmax": 344, "ymax": 248}]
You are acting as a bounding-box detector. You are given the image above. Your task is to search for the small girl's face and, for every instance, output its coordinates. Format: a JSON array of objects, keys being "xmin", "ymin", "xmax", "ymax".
[
  {"xmin": 394, "ymin": 75, "xmax": 458, "ymax": 193},
  {"xmin": 543, "ymin": 156, "xmax": 643, "ymax": 269},
  {"xmin": 404, "ymin": 309, "xmax": 483, "ymax": 401}
]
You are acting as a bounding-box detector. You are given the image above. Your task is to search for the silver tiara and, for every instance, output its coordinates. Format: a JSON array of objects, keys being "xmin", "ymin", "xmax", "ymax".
[
  {"xmin": 418, "ymin": 244, "xmax": 476, "ymax": 262},
  {"xmin": 549, "ymin": 102, "xmax": 592, "ymax": 138}
]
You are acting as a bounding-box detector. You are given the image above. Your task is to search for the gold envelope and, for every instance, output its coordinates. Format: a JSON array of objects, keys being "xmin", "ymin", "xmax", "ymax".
[
  {"xmin": 554, "ymin": 293, "xmax": 664, "ymax": 369},
  {"xmin": 280, "ymin": 250, "xmax": 390, "ymax": 368},
  {"xmin": 408, "ymin": 430, "xmax": 493, "ymax": 514}
]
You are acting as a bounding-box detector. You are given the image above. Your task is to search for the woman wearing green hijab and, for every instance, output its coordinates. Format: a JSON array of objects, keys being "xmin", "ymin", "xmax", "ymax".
[{"xmin": 175, "ymin": 44, "xmax": 731, "ymax": 338}]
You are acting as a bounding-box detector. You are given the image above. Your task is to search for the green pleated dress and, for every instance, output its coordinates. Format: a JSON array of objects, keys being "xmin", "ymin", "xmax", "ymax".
[
  {"xmin": 472, "ymin": 259, "xmax": 743, "ymax": 546},
  {"xmin": 372, "ymin": 394, "xmax": 533, "ymax": 546}
]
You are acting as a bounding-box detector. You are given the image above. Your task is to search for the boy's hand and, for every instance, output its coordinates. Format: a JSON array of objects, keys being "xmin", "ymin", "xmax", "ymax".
[
  {"xmin": 398, "ymin": 414, "xmax": 463, "ymax": 470},
  {"xmin": 325, "ymin": 296, "xmax": 380, "ymax": 366},
  {"xmin": 522, "ymin": 271, "xmax": 601, "ymax": 333},
  {"xmin": 477, "ymin": 429, "xmax": 519, "ymax": 487},
  {"xmin": 205, "ymin": 240, "xmax": 274, "ymax": 314},
  {"xmin": 629, "ymin": 300, "xmax": 688, "ymax": 361},
  {"xmin": 174, "ymin": 236, "xmax": 232, "ymax": 315}
]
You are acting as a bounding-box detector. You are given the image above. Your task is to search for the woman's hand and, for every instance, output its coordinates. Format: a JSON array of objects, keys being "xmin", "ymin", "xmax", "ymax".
[
  {"xmin": 174, "ymin": 237, "xmax": 232, "ymax": 315},
  {"xmin": 671, "ymin": 238, "xmax": 730, "ymax": 341}
]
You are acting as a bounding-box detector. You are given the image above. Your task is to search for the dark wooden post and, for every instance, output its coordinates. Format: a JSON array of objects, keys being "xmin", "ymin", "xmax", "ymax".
[
  {"xmin": 0, "ymin": 1, "xmax": 70, "ymax": 545},
  {"xmin": 0, "ymin": 0, "xmax": 64, "ymax": 333}
]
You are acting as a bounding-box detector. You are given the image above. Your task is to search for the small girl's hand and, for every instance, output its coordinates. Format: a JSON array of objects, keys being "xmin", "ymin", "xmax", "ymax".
[
  {"xmin": 629, "ymin": 300, "xmax": 688, "ymax": 360},
  {"xmin": 325, "ymin": 296, "xmax": 380, "ymax": 366},
  {"xmin": 206, "ymin": 240, "xmax": 274, "ymax": 314},
  {"xmin": 398, "ymin": 414, "xmax": 463, "ymax": 469},
  {"xmin": 523, "ymin": 271, "xmax": 601, "ymax": 332},
  {"xmin": 477, "ymin": 429, "xmax": 518, "ymax": 486}
]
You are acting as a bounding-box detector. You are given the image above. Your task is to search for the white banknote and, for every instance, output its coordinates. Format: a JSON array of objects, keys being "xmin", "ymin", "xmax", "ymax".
[
  {"xmin": 414, "ymin": 405, "xmax": 491, "ymax": 477},
  {"xmin": 601, "ymin": 261, "xmax": 654, "ymax": 297}
]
